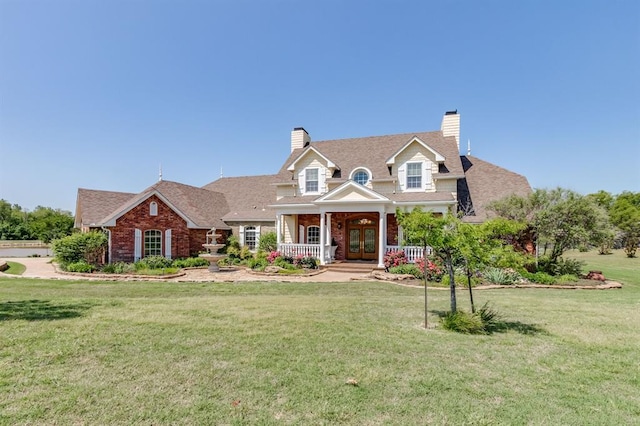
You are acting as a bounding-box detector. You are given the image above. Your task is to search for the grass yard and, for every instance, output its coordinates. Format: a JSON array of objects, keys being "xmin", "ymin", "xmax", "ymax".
[
  {"xmin": 1, "ymin": 250, "xmax": 638, "ymax": 425},
  {"xmin": 2, "ymin": 261, "xmax": 26, "ymax": 275}
]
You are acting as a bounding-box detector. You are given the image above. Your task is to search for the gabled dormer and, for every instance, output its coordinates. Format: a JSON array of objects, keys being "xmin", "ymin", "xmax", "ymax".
[
  {"xmin": 286, "ymin": 145, "xmax": 340, "ymax": 196},
  {"xmin": 386, "ymin": 136, "xmax": 445, "ymax": 193}
]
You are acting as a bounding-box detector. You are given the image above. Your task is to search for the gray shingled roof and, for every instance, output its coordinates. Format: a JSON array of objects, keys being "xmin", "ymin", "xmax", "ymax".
[
  {"xmin": 276, "ymin": 131, "xmax": 463, "ymax": 182},
  {"xmin": 77, "ymin": 180, "xmax": 230, "ymax": 229},
  {"xmin": 75, "ymin": 188, "xmax": 135, "ymax": 227},
  {"xmin": 458, "ymin": 155, "xmax": 532, "ymax": 223},
  {"xmin": 202, "ymin": 174, "xmax": 280, "ymax": 221}
]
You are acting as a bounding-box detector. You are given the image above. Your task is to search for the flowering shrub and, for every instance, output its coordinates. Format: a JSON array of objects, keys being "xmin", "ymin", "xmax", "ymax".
[
  {"xmin": 415, "ymin": 257, "xmax": 444, "ymax": 282},
  {"xmin": 294, "ymin": 255, "xmax": 318, "ymax": 269},
  {"xmin": 384, "ymin": 250, "xmax": 408, "ymax": 270},
  {"xmin": 267, "ymin": 251, "xmax": 282, "ymax": 264}
]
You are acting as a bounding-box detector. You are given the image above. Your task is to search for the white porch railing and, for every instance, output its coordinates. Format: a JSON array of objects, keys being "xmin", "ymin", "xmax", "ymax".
[
  {"xmin": 385, "ymin": 246, "xmax": 432, "ymax": 263},
  {"xmin": 278, "ymin": 243, "xmax": 321, "ymax": 260}
]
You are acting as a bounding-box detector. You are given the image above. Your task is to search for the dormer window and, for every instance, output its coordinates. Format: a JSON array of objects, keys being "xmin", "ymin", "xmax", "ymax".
[
  {"xmin": 150, "ymin": 201, "xmax": 158, "ymax": 216},
  {"xmin": 353, "ymin": 170, "xmax": 369, "ymax": 185},
  {"xmin": 406, "ymin": 162, "xmax": 422, "ymax": 189},
  {"xmin": 306, "ymin": 168, "xmax": 319, "ymax": 193}
]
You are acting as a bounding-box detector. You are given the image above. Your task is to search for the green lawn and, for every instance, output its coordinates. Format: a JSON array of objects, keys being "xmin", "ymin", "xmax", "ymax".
[
  {"xmin": 1, "ymin": 251, "xmax": 638, "ymax": 424},
  {"xmin": 2, "ymin": 261, "xmax": 26, "ymax": 275}
]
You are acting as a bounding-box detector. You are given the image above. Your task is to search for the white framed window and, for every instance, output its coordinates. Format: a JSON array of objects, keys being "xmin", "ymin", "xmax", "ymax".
[
  {"xmin": 307, "ymin": 225, "xmax": 320, "ymax": 245},
  {"xmin": 150, "ymin": 201, "xmax": 158, "ymax": 216},
  {"xmin": 352, "ymin": 169, "xmax": 369, "ymax": 185},
  {"xmin": 144, "ymin": 230, "xmax": 162, "ymax": 257},
  {"xmin": 406, "ymin": 162, "xmax": 422, "ymax": 189},
  {"xmin": 244, "ymin": 226, "xmax": 257, "ymax": 250},
  {"xmin": 305, "ymin": 168, "xmax": 319, "ymax": 193}
]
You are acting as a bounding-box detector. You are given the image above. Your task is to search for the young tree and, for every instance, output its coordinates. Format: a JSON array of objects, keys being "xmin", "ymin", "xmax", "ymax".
[{"xmin": 396, "ymin": 208, "xmax": 460, "ymax": 320}]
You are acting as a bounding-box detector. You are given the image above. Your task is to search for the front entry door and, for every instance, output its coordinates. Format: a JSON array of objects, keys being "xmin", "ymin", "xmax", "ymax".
[{"xmin": 347, "ymin": 219, "xmax": 377, "ymax": 260}]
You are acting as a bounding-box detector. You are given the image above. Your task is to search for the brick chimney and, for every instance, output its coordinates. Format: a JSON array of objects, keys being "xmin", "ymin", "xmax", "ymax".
[
  {"xmin": 441, "ymin": 110, "xmax": 460, "ymax": 151},
  {"xmin": 291, "ymin": 127, "xmax": 310, "ymax": 152}
]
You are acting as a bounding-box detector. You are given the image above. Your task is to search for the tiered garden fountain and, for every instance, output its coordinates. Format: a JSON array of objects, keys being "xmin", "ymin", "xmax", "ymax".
[{"xmin": 201, "ymin": 227, "xmax": 226, "ymax": 272}]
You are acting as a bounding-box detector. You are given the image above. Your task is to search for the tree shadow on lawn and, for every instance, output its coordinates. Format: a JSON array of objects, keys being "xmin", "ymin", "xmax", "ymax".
[
  {"xmin": 430, "ymin": 310, "xmax": 548, "ymax": 336},
  {"xmin": 0, "ymin": 300, "xmax": 96, "ymax": 321}
]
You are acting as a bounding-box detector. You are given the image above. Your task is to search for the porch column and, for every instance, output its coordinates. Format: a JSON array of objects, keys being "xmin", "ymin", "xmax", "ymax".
[
  {"xmin": 319, "ymin": 212, "xmax": 326, "ymax": 265},
  {"xmin": 326, "ymin": 213, "xmax": 332, "ymax": 263},
  {"xmin": 276, "ymin": 214, "xmax": 282, "ymax": 246},
  {"xmin": 378, "ymin": 209, "xmax": 386, "ymax": 268}
]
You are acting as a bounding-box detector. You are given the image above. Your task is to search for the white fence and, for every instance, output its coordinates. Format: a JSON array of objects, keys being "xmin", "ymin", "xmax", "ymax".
[
  {"xmin": 278, "ymin": 243, "xmax": 321, "ymax": 259},
  {"xmin": 384, "ymin": 246, "xmax": 431, "ymax": 263}
]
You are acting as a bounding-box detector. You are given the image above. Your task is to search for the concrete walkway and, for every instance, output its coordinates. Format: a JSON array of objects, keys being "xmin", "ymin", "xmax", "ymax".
[{"xmin": 0, "ymin": 257, "xmax": 374, "ymax": 283}]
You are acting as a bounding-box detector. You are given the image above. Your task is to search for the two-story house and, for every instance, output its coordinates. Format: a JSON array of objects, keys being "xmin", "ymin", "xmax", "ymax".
[{"xmin": 75, "ymin": 111, "xmax": 531, "ymax": 265}]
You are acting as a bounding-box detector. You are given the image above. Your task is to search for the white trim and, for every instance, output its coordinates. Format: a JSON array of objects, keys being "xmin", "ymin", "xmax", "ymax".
[
  {"xmin": 315, "ymin": 180, "xmax": 390, "ymax": 204},
  {"xmin": 165, "ymin": 229, "xmax": 172, "ymax": 259},
  {"xmin": 134, "ymin": 229, "xmax": 142, "ymax": 261},
  {"xmin": 101, "ymin": 191, "xmax": 197, "ymax": 228},
  {"xmin": 349, "ymin": 167, "xmax": 373, "ymax": 185},
  {"xmin": 386, "ymin": 136, "xmax": 445, "ymax": 165},
  {"xmin": 286, "ymin": 146, "xmax": 339, "ymax": 172}
]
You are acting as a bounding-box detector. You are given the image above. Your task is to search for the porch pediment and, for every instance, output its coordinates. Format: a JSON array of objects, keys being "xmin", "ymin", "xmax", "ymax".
[{"xmin": 314, "ymin": 181, "xmax": 390, "ymax": 204}]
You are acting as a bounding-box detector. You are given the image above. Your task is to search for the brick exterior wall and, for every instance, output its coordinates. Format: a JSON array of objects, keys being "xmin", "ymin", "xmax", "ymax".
[
  {"xmin": 107, "ymin": 195, "xmax": 216, "ymax": 263},
  {"xmin": 387, "ymin": 213, "xmax": 398, "ymax": 245}
]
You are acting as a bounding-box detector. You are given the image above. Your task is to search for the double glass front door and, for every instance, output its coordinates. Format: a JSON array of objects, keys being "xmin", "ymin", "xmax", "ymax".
[{"xmin": 347, "ymin": 218, "xmax": 377, "ymax": 260}]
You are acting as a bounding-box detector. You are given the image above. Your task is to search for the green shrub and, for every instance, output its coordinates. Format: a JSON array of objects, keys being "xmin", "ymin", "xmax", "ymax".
[
  {"xmin": 247, "ymin": 257, "xmax": 268, "ymax": 271},
  {"xmin": 520, "ymin": 270, "xmax": 556, "ymax": 284},
  {"xmin": 294, "ymin": 255, "xmax": 318, "ymax": 269},
  {"xmin": 133, "ymin": 267, "xmax": 179, "ymax": 276},
  {"xmin": 274, "ymin": 257, "xmax": 297, "ymax": 270},
  {"xmin": 441, "ymin": 273, "xmax": 480, "ymax": 287},
  {"xmin": 65, "ymin": 261, "xmax": 94, "ymax": 273},
  {"xmin": 389, "ymin": 264, "xmax": 423, "ymax": 278},
  {"xmin": 556, "ymin": 274, "xmax": 579, "ymax": 284},
  {"xmin": 52, "ymin": 231, "xmax": 107, "ymax": 266},
  {"xmin": 441, "ymin": 310, "xmax": 485, "ymax": 334},
  {"xmin": 172, "ymin": 257, "xmax": 210, "ymax": 268},
  {"xmin": 482, "ymin": 267, "xmax": 521, "ymax": 285},
  {"xmin": 101, "ymin": 262, "xmax": 135, "ymax": 274},
  {"xmin": 538, "ymin": 256, "xmax": 585, "ymax": 276},
  {"xmin": 239, "ymin": 246, "xmax": 253, "ymax": 260},
  {"xmin": 135, "ymin": 255, "xmax": 173, "ymax": 270},
  {"xmin": 258, "ymin": 232, "xmax": 278, "ymax": 253},
  {"xmin": 476, "ymin": 302, "xmax": 502, "ymax": 332}
]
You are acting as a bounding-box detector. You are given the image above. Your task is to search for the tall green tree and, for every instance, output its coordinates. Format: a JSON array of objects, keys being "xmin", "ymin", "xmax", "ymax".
[
  {"xmin": 0, "ymin": 200, "xmax": 32, "ymax": 240},
  {"xmin": 609, "ymin": 191, "xmax": 640, "ymax": 258},
  {"xmin": 27, "ymin": 206, "xmax": 74, "ymax": 243},
  {"xmin": 489, "ymin": 188, "xmax": 612, "ymax": 264}
]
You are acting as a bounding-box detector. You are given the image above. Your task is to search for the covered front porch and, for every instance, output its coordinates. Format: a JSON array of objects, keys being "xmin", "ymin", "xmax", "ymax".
[{"xmin": 275, "ymin": 211, "xmax": 427, "ymax": 268}]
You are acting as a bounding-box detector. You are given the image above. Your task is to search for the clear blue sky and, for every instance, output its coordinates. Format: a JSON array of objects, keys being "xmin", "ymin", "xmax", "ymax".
[{"xmin": 1, "ymin": 0, "xmax": 638, "ymax": 213}]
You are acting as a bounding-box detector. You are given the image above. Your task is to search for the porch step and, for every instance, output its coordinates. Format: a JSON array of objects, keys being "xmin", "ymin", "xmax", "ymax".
[{"xmin": 324, "ymin": 261, "xmax": 381, "ymax": 274}]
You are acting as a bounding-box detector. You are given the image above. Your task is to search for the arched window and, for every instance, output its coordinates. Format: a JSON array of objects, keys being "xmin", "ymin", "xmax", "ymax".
[
  {"xmin": 244, "ymin": 226, "xmax": 257, "ymax": 250},
  {"xmin": 307, "ymin": 225, "xmax": 320, "ymax": 245},
  {"xmin": 150, "ymin": 201, "xmax": 158, "ymax": 216},
  {"xmin": 351, "ymin": 168, "xmax": 370, "ymax": 185},
  {"xmin": 144, "ymin": 230, "xmax": 162, "ymax": 257}
]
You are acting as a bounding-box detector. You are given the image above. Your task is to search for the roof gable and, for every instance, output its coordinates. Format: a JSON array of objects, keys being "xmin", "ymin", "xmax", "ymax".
[
  {"xmin": 80, "ymin": 180, "xmax": 230, "ymax": 229},
  {"xmin": 386, "ymin": 136, "xmax": 445, "ymax": 165},
  {"xmin": 286, "ymin": 146, "xmax": 339, "ymax": 172},
  {"xmin": 315, "ymin": 181, "xmax": 389, "ymax": 204}
]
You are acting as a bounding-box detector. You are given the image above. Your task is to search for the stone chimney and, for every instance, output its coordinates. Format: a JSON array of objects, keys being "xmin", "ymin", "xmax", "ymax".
[
  {"xmin": 441, "ymin": 110, "xmax": 460, "ymax": 151},
  {"xmin": 291, "ymin": 127, "xmax": 311, "ymax": 152}
]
